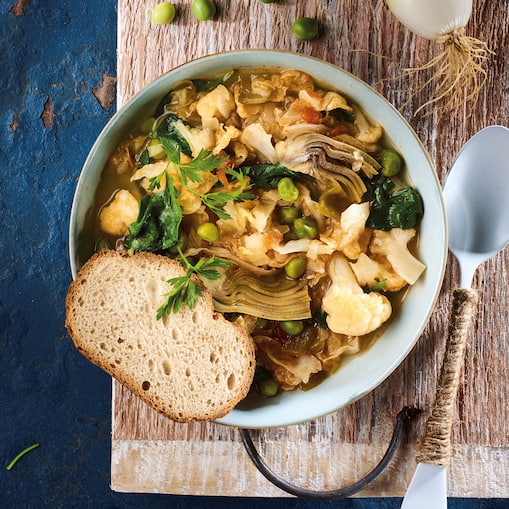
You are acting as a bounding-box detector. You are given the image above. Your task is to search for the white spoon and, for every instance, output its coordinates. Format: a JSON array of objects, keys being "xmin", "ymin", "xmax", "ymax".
[{"xmin": 401, "ymin": 125, "xmax": 509, "ymax": 509}]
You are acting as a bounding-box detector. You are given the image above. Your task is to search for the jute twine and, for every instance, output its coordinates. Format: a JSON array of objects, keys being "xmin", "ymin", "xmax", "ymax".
[{"xmin": 416, "ymin": 288, "xmax": 479, "ymax": 466}]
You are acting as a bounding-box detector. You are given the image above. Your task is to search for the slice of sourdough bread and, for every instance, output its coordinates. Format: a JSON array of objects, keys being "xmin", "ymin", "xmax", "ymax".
[{"xmin": 65, "ymin": 250, "xmax": 256, "ymax": 422}]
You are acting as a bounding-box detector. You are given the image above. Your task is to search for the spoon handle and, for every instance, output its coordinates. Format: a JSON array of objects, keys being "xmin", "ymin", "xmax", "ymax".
[{"xmin": 416, "ymin": 288, "xmax": 479, "ymax": 466}]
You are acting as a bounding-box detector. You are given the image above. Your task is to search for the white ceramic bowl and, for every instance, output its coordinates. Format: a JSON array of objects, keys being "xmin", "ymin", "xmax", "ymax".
[{"xmin": 69, "ymin": 50, "xmax": 447, "ymax": 428}]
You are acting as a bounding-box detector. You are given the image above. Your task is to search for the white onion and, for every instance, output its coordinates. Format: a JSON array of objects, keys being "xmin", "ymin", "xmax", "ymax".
[{"xmin": 386, "ymin": 0, "xmax": 472, "ymax": 40}]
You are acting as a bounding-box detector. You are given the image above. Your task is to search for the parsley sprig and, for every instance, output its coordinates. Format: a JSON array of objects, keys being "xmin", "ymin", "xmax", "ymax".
[
  {"xmin": 157, "ymin": 247, "xmax": 235, "ymax": 318},
  {"xmin": 159, "ymin": 137, "xmax": 227, "ymax": 185},
  {"xmin": 155, "ymin": 138, "xmax": 254, "ymax": 219},
  {"xmin": 201, "ymin": 167, "xmax": 255, "ymax": 219}
]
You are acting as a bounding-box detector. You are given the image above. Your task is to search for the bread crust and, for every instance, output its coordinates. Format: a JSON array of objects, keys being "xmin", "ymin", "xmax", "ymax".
[{"xmin": 65, "ymin": 250, "xmax": 256, "ymax": 422}]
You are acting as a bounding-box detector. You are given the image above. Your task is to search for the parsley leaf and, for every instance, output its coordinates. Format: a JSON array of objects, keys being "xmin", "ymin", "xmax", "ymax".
[
  {"xmin": 157, "ymin": 250, "xmax": 235, "ymax": 318},
  {"xmin": 177, "ymin": 149, "xmax": 228, "ymax": 185},
  {"xmin": 201, "ymin": 167, "xmax": 255, "ymax": 219}
]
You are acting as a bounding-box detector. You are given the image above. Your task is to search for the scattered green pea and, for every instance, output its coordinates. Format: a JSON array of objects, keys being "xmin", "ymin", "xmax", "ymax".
[
  {"xmin": 277, "ymin": 177, "xmax": 299, "ymax": 202},
  {"xmin": 259, "ymin": 378, "xmax": 279, "ymax": 397},
  {"xmin": 191, "ymin": 0, "xmax": 216, "ymax": 21},
  {"xmin": 279, "ymin": 205, "xmax": 300, "ymax": 224},
  {"xmin": 291, "ymin": 17, "xmax": 319, "ymax": 41},
  {"xmin": 197, "ymin": 222, "xmax": 219, "ymax": 242},
  {"xmin": 380, "ymin": 149, "xmax": 402, "ymax": 177},
  {"xmin": 293, "ymin": 217, "xmax": 318, "ymax": 239},
  {"xmin": 140, "ymin": 117, "xmax": 155, "ymax": 134},
  {"xmin": 279, "ymin": 320, "xmax": 304, "ymax": 336},
  {"xmin": 284, "ymin": 257, "xmax": 307, "ymax": 279},
  {"xmin": 151, "ymin": 2, "xmax": 176, "ymax": 24}
]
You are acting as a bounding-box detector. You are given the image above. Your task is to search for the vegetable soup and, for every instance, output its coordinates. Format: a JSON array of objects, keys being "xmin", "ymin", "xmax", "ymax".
[{"xmin": 88, "ymin": 68, "xmax": 425, "ymax": 395}]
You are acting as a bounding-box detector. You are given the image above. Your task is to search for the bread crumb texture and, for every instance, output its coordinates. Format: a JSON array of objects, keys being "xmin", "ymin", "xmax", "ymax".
[{"xmin": 65, "ymin": 251, "xmax": 256, "ymax": 422}]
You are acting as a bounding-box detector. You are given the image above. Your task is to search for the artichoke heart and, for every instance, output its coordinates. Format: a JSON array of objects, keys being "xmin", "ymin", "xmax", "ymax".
[
  {"xmin": 276, "ymin": 133, "xmax": 380, "ymax": 202},
  {"xmin": 212, "ymin": 268, "xmax": 312, "ymax": 321}
]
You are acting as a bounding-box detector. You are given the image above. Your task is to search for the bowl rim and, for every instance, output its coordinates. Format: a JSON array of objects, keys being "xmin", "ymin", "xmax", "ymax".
[{"xmin": 69, "ymin": 49, "xmax": 448, "ymax": 428}]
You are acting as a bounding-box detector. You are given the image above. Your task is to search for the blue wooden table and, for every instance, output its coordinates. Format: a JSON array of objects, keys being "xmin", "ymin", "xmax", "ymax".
[{"xmin": 0, "ymin": 1, "xmax": 506, "ymax": 507}]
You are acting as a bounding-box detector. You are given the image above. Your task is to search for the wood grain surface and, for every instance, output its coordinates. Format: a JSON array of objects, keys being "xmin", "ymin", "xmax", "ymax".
[{"xmin": 112, "ymin": 0, "xmax": 509, "ymax": 497}]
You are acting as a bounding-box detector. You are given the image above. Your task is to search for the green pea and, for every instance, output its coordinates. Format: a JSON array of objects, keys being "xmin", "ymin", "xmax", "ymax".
[
  {"xmin": 279, "ymin": 205, "xmax": 300, "ymax": 224},
  {"xmin": 259, "ymin": 378, "xmax": 279, "ymax": 397},
  {"xmin": 284, "ymin": 257, "xmax": 307, "ymax": 279},
  {"xmin": 191, "ymin": 0, "xmax": 216, "ymax": 21},
  {"xmin": 151, "ymin": 2, "xmax": 176, "ymax": 24},
  {"xmin": 277, "ymin": 177, "xmax": 299, "ymax": 202},
  {"xmin": 380, "ymin": 149, "xmax": 402, "ymax": 177},
  {"xmin": 140, "ymin": 117, "xmax": 155, "ymax": 134},
  {"xmin": 197, "ymin": 222, "xmax": 219, "ymax": 242},
  {"xmin": 259, "ymin": 0, "xmax": 274, "ymax": 3},
  {"xmin": 292, "ymin": 17, "xmax": 319, "ymax": 41},
  {"xmin": 293, "ymin": 217, "xmax": 318, "ymax": 239},
  {"xmin": 279, "ymin": 320, "xmax": 304, "ymax": 336}
]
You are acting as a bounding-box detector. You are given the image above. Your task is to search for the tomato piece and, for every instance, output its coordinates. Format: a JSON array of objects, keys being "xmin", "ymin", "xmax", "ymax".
[{"xmin": 300, "ymin": 106, "xmax": 321, "ymax": 124}]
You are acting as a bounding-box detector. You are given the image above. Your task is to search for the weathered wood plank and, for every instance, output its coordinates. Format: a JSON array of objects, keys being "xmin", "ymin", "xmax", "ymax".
[{"xmin": 114, "ymin": 0, "xmax": 509, "ymax": 496}]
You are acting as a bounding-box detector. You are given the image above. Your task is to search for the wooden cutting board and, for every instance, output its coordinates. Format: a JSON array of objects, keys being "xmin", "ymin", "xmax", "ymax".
[{"xmin": 111, "ymin": 0, "xmax": 509, "ymax": 497}]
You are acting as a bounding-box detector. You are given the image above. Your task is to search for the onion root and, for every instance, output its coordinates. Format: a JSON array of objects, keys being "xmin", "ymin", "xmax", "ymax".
[{"xmin": 400, "ymin": 29, "xmax": 494, "ymax": 118}]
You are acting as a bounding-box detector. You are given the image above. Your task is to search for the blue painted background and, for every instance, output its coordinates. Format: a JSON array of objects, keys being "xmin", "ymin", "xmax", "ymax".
[{"xmin": 0, "ymin": 1, "xmax": 506, "ymax": 507}]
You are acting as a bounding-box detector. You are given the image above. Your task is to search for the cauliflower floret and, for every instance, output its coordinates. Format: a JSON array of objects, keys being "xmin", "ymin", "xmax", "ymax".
[
  {"xmin": 174, "ymin": 120, "xmax": 215, "ymax": 157},
  {"xmin": 338, "ymin": 202, "xmax": 370, "ymax": 259},
  {"xmin": 240, "ymin": 122, "xmax": 278, "ymax": 163},
  {"xmin": 321, "ymin": 202, "xmax": 371, "ymax": 260},
  {"xmin": 370, "ymin": 229, "xmax": 426, "ymax": 285},
  {"xmin": 237, "ymin": 233, "xmax": 272, "ymax": 266},
  {"xmin": 322, "ymin": 254, "xmax": 392, "ymax": 336},
  {"xmin": 99, "ymin": 189, "xmax": 139, "ymax": 236},
  {"xmin": 350, "ymin": 253, "xmax": 408, "ymax": 292},
  {"xmin": 354, "ymin": 108, "xmax": 383, "ymax": 144},
  {"xmin": 196, "ymin": 84, "xmax": 235, "ymax": 121}
]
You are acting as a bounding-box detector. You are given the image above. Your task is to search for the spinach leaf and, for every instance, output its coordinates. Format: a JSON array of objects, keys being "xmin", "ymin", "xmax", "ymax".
[
  {"xmin": 239, "ymin": 163, "xmax": 314, "ymax": 189},
  {"xmin": 156, "ymin": 114, "xmax": 193, "ymax": 157},
  {"xmin": 329, "ymin": 107, "xmax": 355, "ymax": 124},
  {"xmin": 313, "ymin": 309, "xmax": 331, "ymax": 331},
  {"xmin": 125, "ymin": 178, "xmax": 183, "ymax": 252},
  {"xmin": 366, "ymin": 175, "xmax": 424, "ymax": 231}
]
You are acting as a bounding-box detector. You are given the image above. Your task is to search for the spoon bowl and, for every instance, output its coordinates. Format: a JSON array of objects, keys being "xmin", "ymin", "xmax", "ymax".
[{"xmin": 443, "ymin": 125, "xmax": 509, "ymax": 286}]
